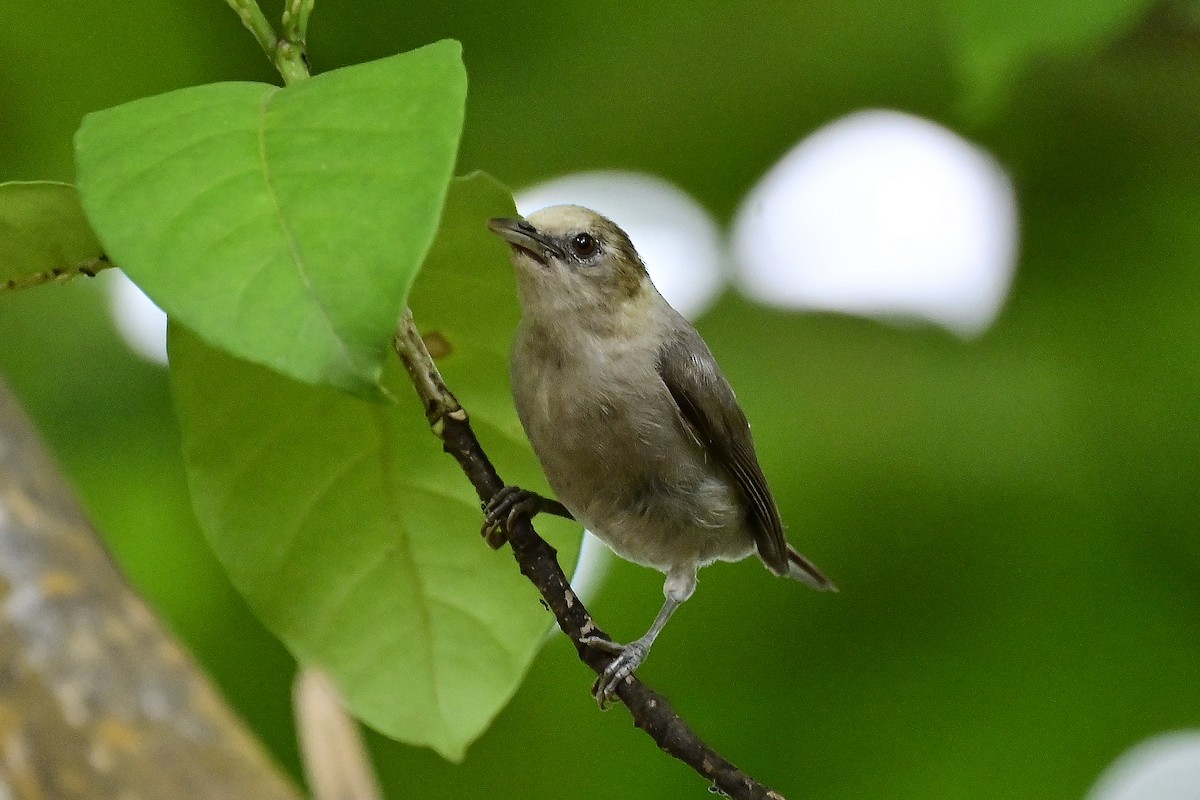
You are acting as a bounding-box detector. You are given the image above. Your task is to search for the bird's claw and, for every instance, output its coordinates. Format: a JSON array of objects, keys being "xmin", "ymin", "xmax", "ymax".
[
  {"xmin": 579, "ymin": 635, "xmax": 624, "ymax": 655},
  {"xmin": 480, "ymin": 486, "xmax": 544, "ymax": 548},
  {"xmin": 580, "ymin": 636, "xmax": 650, "ymax": 708}
]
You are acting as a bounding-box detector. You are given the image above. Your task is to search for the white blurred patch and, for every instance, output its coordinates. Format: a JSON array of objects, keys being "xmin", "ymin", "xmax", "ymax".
[
  {"xmin": 732, "ymin": 109, "xmax": 1019, "ymax": 337},
  {"xmin": 516, "ymin": 171, "xmax": 726, "ymax": 320},
  {"xmin": 567, "ymin": 531, "xmax": 614, "ymax": 608},
  {"xmin": 1088, "ymin": 731, "xmax": 1200, "ymax": 800},
  {"xmin": 107, "ymin": 271, "xmax": 168, "ymax": 365}
]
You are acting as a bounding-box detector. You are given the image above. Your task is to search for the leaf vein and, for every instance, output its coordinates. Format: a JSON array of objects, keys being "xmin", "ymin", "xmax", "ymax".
[
  {"xmin": 255, "ymin": 90, "xmax": 360, "ymax": 374},
  {"xmin": 369, "ymin": 405, "xmax": 446, "ymax": 725}
]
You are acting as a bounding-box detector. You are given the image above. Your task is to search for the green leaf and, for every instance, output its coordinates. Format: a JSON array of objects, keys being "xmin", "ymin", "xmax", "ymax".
[
  {"xmin": 169, "ymin": 174, "xmax": 581, "ymax": 760},
  {"xmin": 943, "ymin": 0, "xmax": 1153, "ymax": 119},
  {"xmin": 76, "ymin": 41, "xmax": 467, "ymax": 397},
  {"xmin": 0, "ymin": 181, "xmax": 105, "ymax": 294}
]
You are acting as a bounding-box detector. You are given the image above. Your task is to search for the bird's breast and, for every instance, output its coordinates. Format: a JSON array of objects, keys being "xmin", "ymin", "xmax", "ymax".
[{"xmin": 510, "ymin": 326, "xmax": 751, "ymax": 572}]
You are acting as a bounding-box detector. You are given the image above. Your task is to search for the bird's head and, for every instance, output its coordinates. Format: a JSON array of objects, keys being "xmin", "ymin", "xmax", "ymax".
[{"xmin": 488, "ymin": 205, "xmax": 652, "ymax": 324}]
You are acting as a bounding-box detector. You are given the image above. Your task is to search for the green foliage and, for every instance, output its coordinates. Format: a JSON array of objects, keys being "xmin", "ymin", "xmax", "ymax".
[
  {"xmin": 942, "ymin": 0, "xmax": 1156, "ymax": 117},
  {"xmin": 5, "ymin": 1, "xmax": 1200, "ymax": 798},
  {"xmin": 0, "ymin": 182, "xmax": 103, "ymax": 292},
  {"xmin": 169, "ymin": 174, "xmax": 581, "ymax": 759},
  {"xmin": 75, "ymin": 41, "xmax": 467, "ymax": 397}
]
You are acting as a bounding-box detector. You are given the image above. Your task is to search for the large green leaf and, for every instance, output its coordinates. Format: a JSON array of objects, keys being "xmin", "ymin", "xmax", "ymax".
[
  {"xmin": 942, "ymin": 0, "xmax": 1153, "ymax": 118},
  {"xmin": 169, "ymin": 174, "xmax": 580, "ymax": 760},
  {"xmin": 0, "ymin": 181, "xmax": 104, "ymax": 294},
  {"xmin": 76, "ymin": 41, "xmax": 466, "ymax": 397}
]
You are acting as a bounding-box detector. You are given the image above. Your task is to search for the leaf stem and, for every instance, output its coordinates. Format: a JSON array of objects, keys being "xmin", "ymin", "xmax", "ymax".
[
  {"xmin": 223, "ymin": 0, "xmax": 311, "ymax": 84},
  {"xmin": 276, "ymin": 41, "xmax": 311, "ymax": 85},
  {"xmin": 282, "ymin": 0, "xmax": 315, "ymax": 48},
  {"xmin": 393, "ymin": 310, "xmax": 787, "ymax": 800},
  {"xmin": 224, "ymin": 0, "xmax": 278, "ymax": 60}
]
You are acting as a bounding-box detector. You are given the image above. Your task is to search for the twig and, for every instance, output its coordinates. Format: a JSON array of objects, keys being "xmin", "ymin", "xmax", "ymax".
[
  {"xmin": 393, "ymin": 309, "xmax": 786, "ymax": 800},
  {"xmin": 1, "ymin": 255, "xmax": 112, "ymax": 295}
]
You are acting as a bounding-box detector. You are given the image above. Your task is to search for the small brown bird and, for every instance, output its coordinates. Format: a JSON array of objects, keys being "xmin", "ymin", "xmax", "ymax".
[{"xmin": 486, "ymin": 205, "xmax": 834, "ymax": 705}]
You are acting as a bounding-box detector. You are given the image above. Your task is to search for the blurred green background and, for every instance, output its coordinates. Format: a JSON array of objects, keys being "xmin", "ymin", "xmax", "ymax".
[{"xmin": 3, "ymin": 1, "xmax": 1199, "ymax": 798}]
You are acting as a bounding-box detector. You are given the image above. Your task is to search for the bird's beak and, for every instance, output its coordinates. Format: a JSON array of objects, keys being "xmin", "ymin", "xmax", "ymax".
[{"xmin": 487, "ymin": 217, "xmax": 565, "ymax": 264}]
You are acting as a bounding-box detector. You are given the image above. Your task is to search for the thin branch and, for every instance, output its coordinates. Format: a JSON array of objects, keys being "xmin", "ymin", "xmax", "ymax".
[
  {"xmin": 393, "ymin": 309, "xmax": 786, "ymax": 800},
  {"xmin": 1, "ymin": 255, "xmax": 112, "ymax": 295}
]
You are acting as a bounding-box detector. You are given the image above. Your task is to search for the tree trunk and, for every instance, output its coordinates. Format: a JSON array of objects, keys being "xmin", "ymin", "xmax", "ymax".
[{"xmin": 0, "ymin": 380, "xmax": 303, "ymax": 800}]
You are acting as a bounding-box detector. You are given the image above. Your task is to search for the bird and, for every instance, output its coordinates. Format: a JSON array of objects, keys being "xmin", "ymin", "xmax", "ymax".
[{"xmin": 484, "ymin": 205, "xmax": 834, "ymax": 705}]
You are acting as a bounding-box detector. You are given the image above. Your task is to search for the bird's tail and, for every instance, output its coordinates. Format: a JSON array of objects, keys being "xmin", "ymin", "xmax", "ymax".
[{"xmin": 784, "ymin": 544, "xmax": 837, "ymax": 592}]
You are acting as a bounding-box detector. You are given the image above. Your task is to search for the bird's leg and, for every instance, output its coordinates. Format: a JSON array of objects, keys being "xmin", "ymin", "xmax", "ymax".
[
  {"xmin": 583, "ymin": 596, "xmax": 679, "ymax": 708},
  {"xmin": 481, "ymin": 485, "xmax": 574, "ymax": 548},
  {"xmin": 581, "ymin": 567, "xmax": 696, "ymax": 708}
]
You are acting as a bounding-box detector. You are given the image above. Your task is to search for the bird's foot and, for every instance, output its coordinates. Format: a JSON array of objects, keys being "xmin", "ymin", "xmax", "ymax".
[
  {"xmin": 580, "ymin": 635, "xmax": 651, "ymax": 709},
  {"xmin": 480, "ymin": 486, "xmax": 553, "ymax": 549}
]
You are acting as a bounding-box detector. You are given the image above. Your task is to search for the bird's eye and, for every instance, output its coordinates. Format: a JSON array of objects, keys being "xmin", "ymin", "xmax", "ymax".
[{"xmin": 571, "ymin": 232, "xmax": 598, "ymax": 258}]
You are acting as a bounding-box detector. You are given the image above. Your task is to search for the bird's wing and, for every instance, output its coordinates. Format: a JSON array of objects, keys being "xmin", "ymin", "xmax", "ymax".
[{"xmin": 656, "ymin": 330, "xmax": 790, "ymax": 575}]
